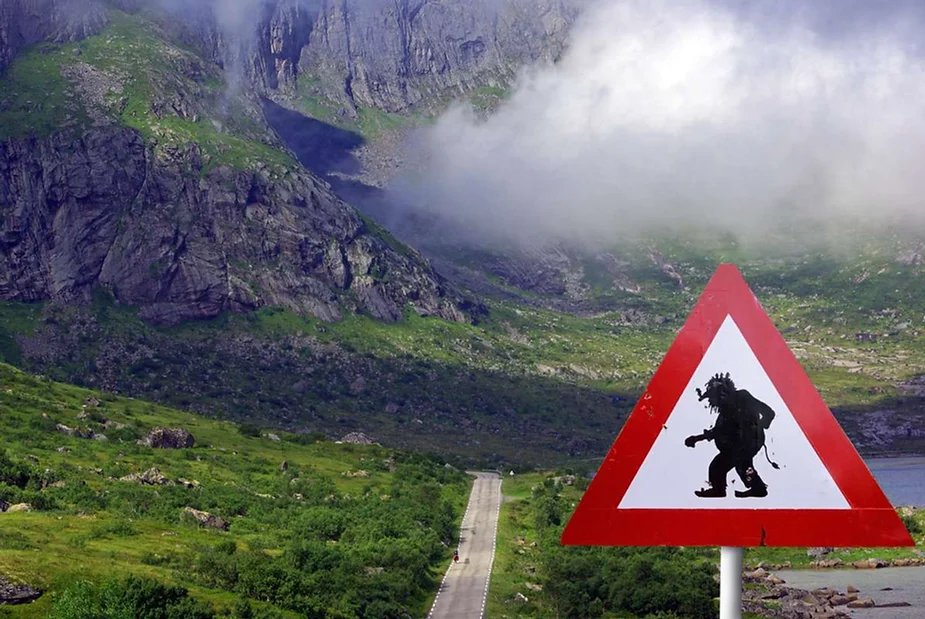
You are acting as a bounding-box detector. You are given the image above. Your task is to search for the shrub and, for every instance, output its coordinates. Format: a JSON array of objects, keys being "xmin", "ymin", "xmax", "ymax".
[
  {"xmin": 237, "ymin": 423, "xmax": 261, "ymax": 438},
  {"xmin": 49, "ymin": 575, "xmax": 216, "ymax": 619},
  {"xmin": 0, "ymin": 450, "xmax": 31, "ymax": 488},
  {"xmin": 901, "ymin": 512, "xmax": 922, "ymax": 535}
]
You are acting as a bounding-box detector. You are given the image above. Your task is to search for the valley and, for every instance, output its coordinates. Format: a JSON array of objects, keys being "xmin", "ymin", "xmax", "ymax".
[{"xmin": 2, "ymin": 1, "xmax": 925, "ymax": 617}]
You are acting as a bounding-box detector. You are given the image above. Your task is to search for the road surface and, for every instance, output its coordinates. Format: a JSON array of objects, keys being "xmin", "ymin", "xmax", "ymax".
[{"xmin": 428, "ymin": 471, "xmax": 503, "ymax": 619}]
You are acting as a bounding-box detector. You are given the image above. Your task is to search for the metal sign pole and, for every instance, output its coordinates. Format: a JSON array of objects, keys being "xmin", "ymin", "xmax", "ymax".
[{"xmin": 720, "ymin": 546, "xmax": 743, "ymax": 619}]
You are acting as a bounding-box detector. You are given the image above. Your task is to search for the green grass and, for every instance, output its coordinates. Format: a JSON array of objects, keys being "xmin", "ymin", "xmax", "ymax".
[
  {"xmin": 0, "ymin": 43, "xmax": 81, "ymax": 140},
  {"xmin": 293, "ymin": 75, "xmax": 428, "ymax": 141},
  {"xmin": 486, "ymin": 473, "xmax": 558, "ymax": 617},
  {"xmin": 0, "ymin": 362, "xmax": 470, "ymax": 617}
]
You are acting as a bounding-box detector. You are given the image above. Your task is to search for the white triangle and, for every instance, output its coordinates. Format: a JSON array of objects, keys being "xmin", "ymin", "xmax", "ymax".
[{"xmin": 619, "ymin": 315, "xmax": 850, "ymax": 510}]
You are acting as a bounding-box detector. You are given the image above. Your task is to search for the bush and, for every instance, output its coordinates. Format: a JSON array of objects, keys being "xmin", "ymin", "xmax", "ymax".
[
  {"xmin": 49, "ymin": 575, "xmax": 216, "ymax": 619},
  {"xmin": 237, "ymin": 423, "xmax": 261, "ymax": 438},
  {"xmin": 901, "ymin": 512, "xmax": 922, "ymax": 535},
  {"xmin": 0, "ymin": 450, "xmax": 31, "ymax": 488}
]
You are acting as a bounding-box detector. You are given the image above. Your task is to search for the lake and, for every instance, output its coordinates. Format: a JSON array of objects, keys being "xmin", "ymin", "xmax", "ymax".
[{"xmin": 866, "ymin": 457, "xmax": 925, "ymax": 507}]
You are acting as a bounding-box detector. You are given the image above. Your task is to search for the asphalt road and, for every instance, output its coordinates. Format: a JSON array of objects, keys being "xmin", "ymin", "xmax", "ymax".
[{"xmin": 428, "ymin": 472, "xmax": 503, "ymax": 619}]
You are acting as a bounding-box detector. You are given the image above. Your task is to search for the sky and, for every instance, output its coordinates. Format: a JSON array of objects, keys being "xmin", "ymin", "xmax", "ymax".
[{"xmin": 390, "ymin": 0, "xmax": 925, "ymax": 248}]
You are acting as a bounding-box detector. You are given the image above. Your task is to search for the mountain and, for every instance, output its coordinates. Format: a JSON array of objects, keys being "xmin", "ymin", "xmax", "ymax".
[
  {"xmin": 2, "ymin": 0, "xmax": 925, "ymax": 470},
  {"xmin": 215, "ymin": 0, "xmax": 582, "ymax": 114},
  {"xmin": 0, "ymin": 3, "xmax": 471, "ymax": 325}
]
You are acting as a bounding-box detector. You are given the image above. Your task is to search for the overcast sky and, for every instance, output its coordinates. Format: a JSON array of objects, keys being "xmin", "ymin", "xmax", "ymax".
[{"xmin": 391, "ymin": 0, "xmax": 925, "ymax": 248}]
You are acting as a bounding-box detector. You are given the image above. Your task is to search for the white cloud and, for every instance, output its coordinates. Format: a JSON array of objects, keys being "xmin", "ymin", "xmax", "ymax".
[{"xmin": 391, "ymin": 0, "xmax": 925, "ymax": 247}]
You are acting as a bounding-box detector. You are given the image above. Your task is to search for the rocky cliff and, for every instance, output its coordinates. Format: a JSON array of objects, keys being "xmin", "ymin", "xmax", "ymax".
[
  {"xmin": 166, "ymin": 0, "xmax": 583, "ymax": 114},
  {"xmin": 0, "ymin": 126, "xmax": 467, "ymax": 324},
  {"xmin": 286, "ymin": 0, "xmax": 582, "ymax": 113},
  {"xmin": 0, "ymin": 0, "xmax": 107, "ymax": 72}
]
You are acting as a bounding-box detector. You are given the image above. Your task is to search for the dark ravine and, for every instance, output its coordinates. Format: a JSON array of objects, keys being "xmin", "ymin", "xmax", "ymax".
[{"xmin": 0, "ymin": 127, "xmax": 469, "ymax": 325}]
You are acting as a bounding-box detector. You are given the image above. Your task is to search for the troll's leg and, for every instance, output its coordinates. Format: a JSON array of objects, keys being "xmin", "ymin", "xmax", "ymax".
[
  {"xmin": 696, "ymin": 452, "xmax": 734, "ymax": 497},
  {"xmin": 734, "ymin": 457, "xmax": 768, "ymax": 498}
]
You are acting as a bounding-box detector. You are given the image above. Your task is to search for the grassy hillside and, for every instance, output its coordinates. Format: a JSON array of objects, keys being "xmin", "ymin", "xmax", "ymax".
[
  {"xmin": 1, "ymin": 232, "xmax": 924, "ymax": 468},
  {"xmin": 0, "ymin": 363, "xmax": 469, "ymax": 617}
]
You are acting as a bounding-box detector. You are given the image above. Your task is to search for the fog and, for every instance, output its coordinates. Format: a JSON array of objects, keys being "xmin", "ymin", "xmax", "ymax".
[{"xmin": 390, "ymin": 0, "xmax": 925, "ymax": 248}]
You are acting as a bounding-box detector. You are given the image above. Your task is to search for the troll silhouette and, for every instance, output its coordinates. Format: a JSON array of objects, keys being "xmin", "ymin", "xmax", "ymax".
[{"xmin": 684, "ymin": 373, "xmax": 779, "ymax": 498}]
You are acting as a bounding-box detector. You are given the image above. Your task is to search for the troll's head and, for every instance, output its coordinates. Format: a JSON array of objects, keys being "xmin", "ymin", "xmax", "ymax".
[{"xmin": 696, "ymin": 372, "xmax": 735, "ymax": 412}]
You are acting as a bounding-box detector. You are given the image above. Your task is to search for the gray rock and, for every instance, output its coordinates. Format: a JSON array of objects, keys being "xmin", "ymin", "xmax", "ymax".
[
  {"xmin": 181, "ymin": 506, "xmax": 229, "ymax": 530},
  {"xmin": 0, "ymin": 574, "xmax": 42, "ymax": 605},
  {"xmin": 119, "ymin": 467, "xmax": 171, "ymax": 485},
  {"xmin": 0, "ymin": 127, "xmax": 470, "ymax": 325},
  {"xmin": 339, "ymin": 431, "xmax": 376, "ymax": 445},
  {"xmin": 137, "ymin": 427, "xmax": 195, "ymax": 449},
  {"xmin": 0, "ymin": 0, "xmax": 107, "ymax": 73}
]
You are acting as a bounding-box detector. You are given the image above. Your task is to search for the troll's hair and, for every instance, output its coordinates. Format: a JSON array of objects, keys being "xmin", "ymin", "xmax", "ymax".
[{"xmin": 696, "ymin": 372, "xmax": 735, "ymax": 405}]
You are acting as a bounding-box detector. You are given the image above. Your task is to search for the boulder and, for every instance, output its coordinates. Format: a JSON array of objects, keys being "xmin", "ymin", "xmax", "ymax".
[
  {"xmin": 0, "ymin": 574, "xmax": 42, "ymax": 605},
  {"xmin": 137, "ymin": 427, "xmax": 195, "ymax": 449},
  {"xmin": 847, "ymin": 598, "xmax": 875, "ymax": 608},
  {"xmin": 7, "ymin": 503, "xmax": 32, "ymax": 512},
  {"xmin": 119, "ymin": 467, "xmax": 171, "ymax": 485},
  {"xmin": 181, "ymin": 507, "xmax": 229, "ymax": 530},
  {"xmin": 339, "ymin": 432, "xmax": 376, "ymax": 445},
  {"xmin": 807, "ymin": 547, "xmax": 834, "ymax": 558},
  {"xmin": 852, "ymin": 558, "xmax": 887, "ymax": 569}
]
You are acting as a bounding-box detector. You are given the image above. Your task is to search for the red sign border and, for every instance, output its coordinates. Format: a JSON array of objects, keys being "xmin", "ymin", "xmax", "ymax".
[{"xmin": 561, "ymin": 263, "xmax": 914, "ymax": 547}]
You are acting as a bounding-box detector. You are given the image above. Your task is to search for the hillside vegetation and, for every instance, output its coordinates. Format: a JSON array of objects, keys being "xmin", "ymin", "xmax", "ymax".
[
  {"xmin": 0, "ymin": 363, "xmax": 469, "ymax": 617},
  {"xmin": 487, "ymin": 471, "xmax": 925, "ymax": 618},
  {"xmin": 2, "ymin": 230, "xmax": 925, "ymax": 467}
]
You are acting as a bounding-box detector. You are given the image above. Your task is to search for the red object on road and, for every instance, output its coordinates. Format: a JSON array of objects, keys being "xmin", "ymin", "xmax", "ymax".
[{"xmin": 561, "ymin": 263, "xmax": 914, "ymax": 548}]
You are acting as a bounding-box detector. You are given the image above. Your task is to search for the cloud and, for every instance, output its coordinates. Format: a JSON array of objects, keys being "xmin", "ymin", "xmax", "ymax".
[{"xmin": 390, "ymin": 0, "xmax": 925, "ymax": 248}]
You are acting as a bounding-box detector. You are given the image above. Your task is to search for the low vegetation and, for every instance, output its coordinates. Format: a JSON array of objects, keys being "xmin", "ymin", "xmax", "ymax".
[
  {"xmin": 488, "ymin": 471, "xmax": 925, "ymax": 618},
  {"xmin": 0, "ymin": 363, "xmax": 469, "ymax": 617}
]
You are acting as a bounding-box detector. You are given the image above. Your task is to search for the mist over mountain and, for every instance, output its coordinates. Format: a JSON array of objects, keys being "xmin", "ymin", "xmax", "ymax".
[{"xmin": 390, "ymin": 0, "xmax": 925, "ymax": 249}]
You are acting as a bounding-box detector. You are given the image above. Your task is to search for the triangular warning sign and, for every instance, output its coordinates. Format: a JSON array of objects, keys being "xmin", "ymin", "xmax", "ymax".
[{"xmin": 562, "ymin": 264, "xmax": 913, "ymax": 547}]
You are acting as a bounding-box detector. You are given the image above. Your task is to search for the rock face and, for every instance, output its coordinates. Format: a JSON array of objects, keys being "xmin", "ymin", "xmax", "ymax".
[
  {"xmin": 171, "ymin": 0, "xmax": 583, "ymax": 113},
  {"xmin": 0, "ymin": 0, "xmax": 107, "ymax": 73},
  {"xmin": 287, "ymin": 0, "xmax": 583, "ymax": 112},
  {"xmin": 0, "ymin": 127, "xmax": 468, "ymax": 324},
  {"xmin": 137, "ymin": 427, "xmax": 195, "ymax": 449}
]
